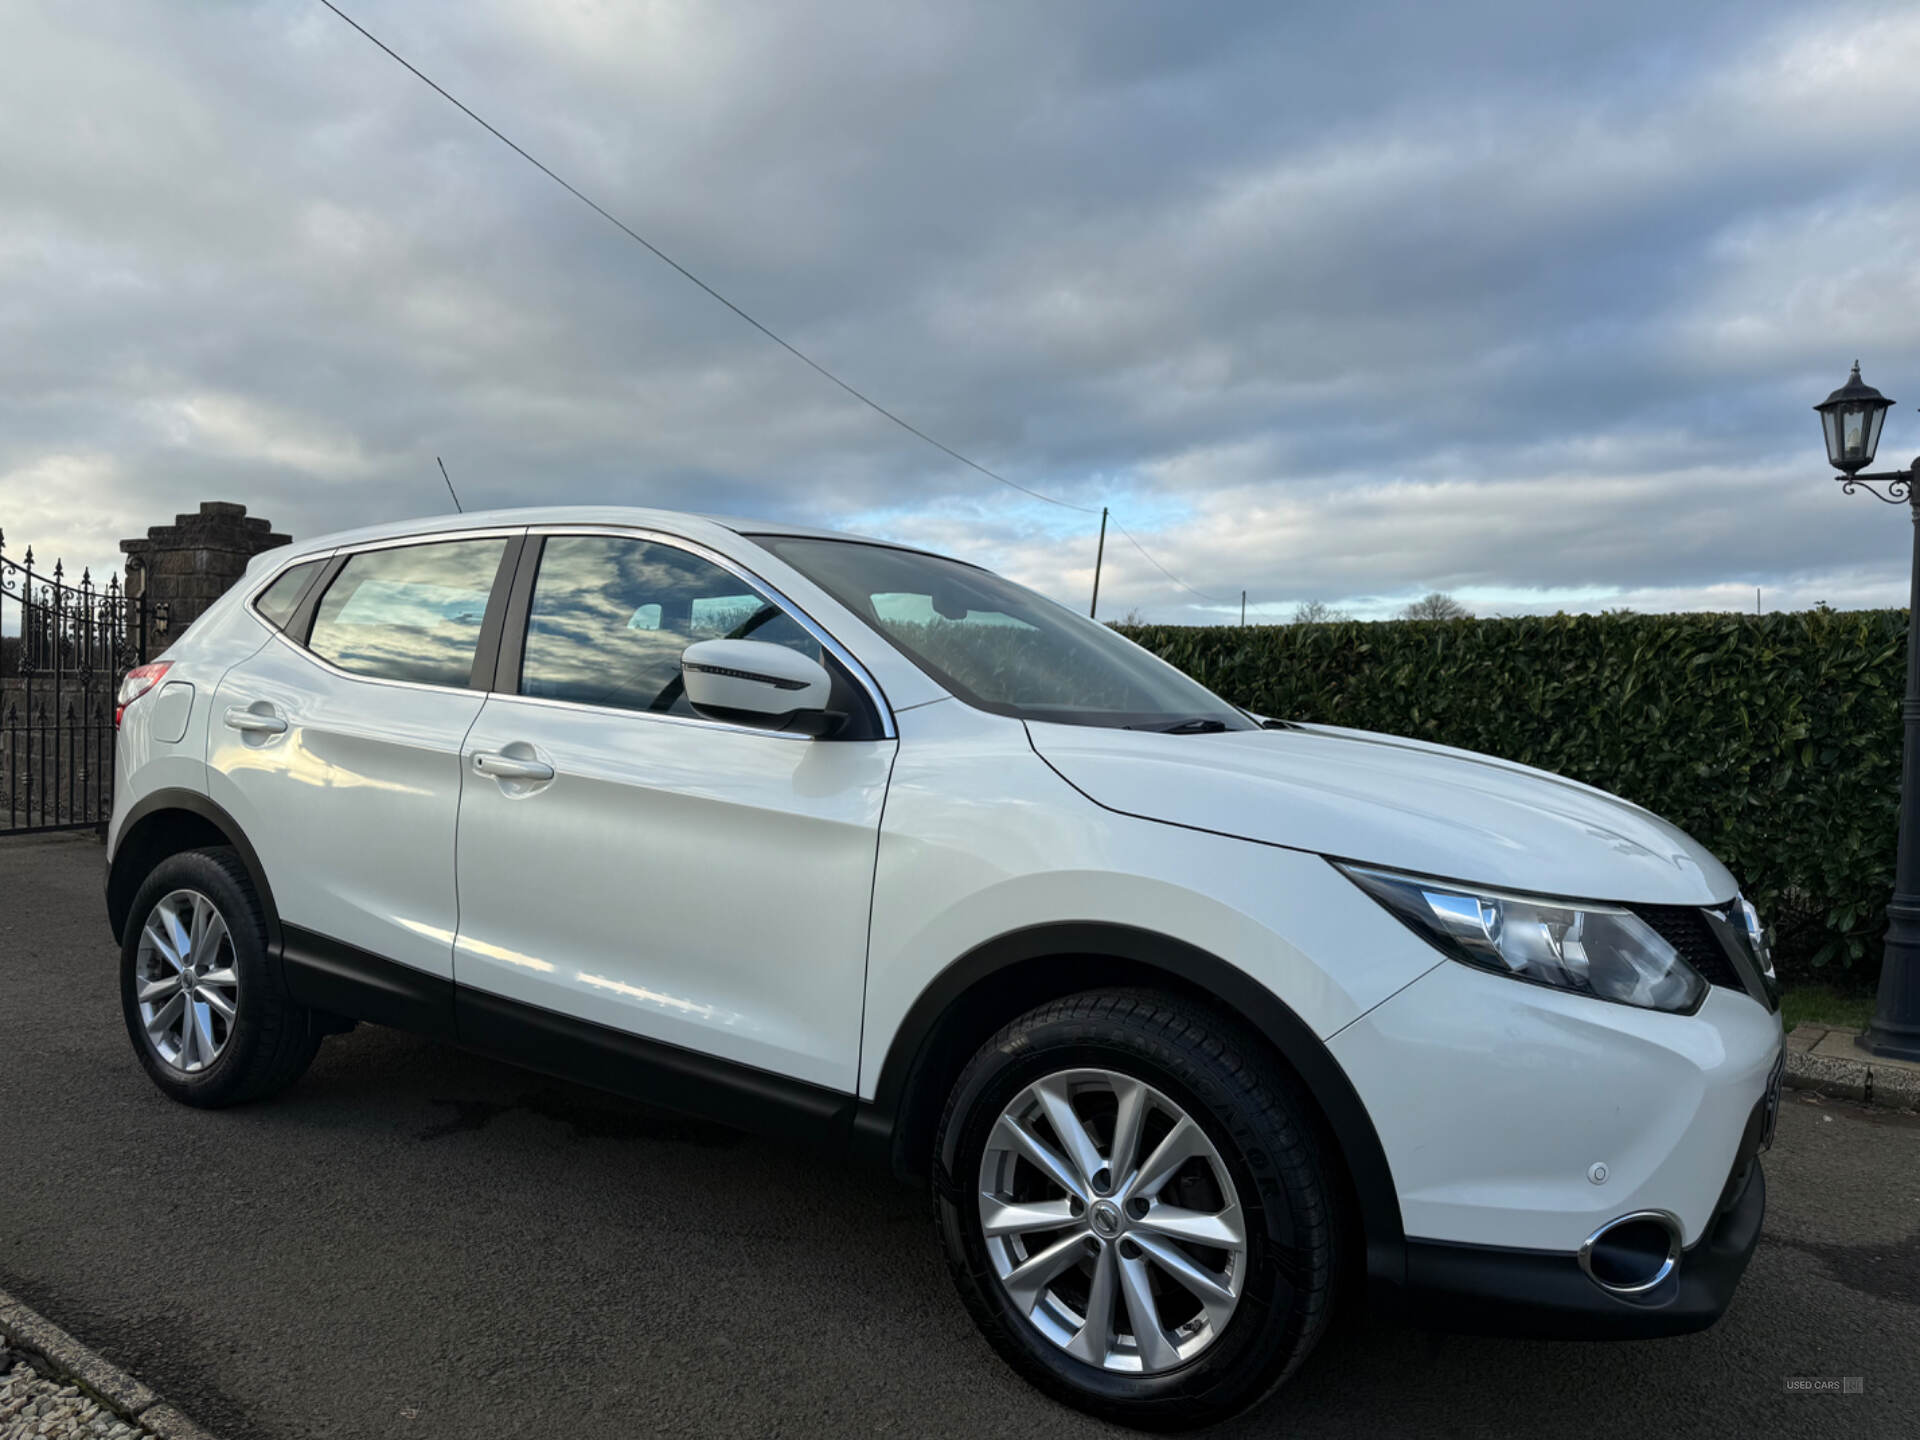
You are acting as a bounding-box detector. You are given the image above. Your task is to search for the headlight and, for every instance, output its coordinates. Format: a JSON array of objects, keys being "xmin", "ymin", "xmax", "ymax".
[{"xmin": 1340, "ymin": 864, "xmax": 1708, "ymax": 1014}]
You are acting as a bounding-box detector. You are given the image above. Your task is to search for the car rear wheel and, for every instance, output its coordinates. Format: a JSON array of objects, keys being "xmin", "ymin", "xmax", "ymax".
[
  {"xmin": 933, "ymin": 989, "xmax": 1339, "ymax": 1430},
  {"xmin": 119, "ymin": 846, "xmax": 319, "ymax": 1107}
]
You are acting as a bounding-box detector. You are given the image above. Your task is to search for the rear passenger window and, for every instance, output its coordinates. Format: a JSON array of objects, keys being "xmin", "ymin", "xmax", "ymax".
[
  {"xmin": 308, "ymin": 538, "xmax": 507, "ymax": 688},
  {"xmin": 519, "ymin": 535, "xmax": 819, "ymax": 714},
  {"xmin": 252, "ymin": 559, "xmax": 324, "ymax": 630}
]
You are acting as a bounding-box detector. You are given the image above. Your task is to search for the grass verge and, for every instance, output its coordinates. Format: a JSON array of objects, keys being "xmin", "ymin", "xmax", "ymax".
[{"xmin": 1780, "ymin": 983, "xmax": 1876, "ymax": 1033}]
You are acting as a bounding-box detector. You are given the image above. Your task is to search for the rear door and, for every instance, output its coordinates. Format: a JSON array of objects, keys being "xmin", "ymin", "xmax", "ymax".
[
  {"xmin": 207, "ymin": 531, "xmax": 521, "ymax": 1021},
  {"xmin": 451, "ymin": 528, "xmax": 895, "ymax": 1093}
]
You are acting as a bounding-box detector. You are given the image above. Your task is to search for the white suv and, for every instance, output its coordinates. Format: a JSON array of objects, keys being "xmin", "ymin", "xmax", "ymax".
[{"xmin": 107, "ymin": 507, "xmax": 1783, "ymax": 1428}]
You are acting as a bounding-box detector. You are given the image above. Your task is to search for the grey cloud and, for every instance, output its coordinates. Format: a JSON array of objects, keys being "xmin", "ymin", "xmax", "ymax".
[{"xmin": 1, "ymin": 0, "xmax": 1916, "ymax": 623}]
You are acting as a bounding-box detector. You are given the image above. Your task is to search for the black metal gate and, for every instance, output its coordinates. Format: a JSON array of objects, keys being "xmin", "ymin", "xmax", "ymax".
[{"xmin": 1, "ymin": 531, "xmax": 149, "ymax": 835}]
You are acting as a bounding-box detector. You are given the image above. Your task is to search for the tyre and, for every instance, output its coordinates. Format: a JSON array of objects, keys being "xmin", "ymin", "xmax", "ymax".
[
  {"xmin": 119, "ymin": 846, "xmax": 320, "ymax": 1107},
  {"xmin": 934, "ymin": 989, "xmax": 1338, "ymax": 1430}
]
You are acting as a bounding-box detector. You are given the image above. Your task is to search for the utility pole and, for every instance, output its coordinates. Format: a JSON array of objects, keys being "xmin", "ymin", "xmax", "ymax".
[
  {"xmin": 1089, "ymin": 507, "xmax": 1108, "ymax": 619},
  {"xmin": 1241, "ymin": 591, "xmax": 1247, "ymax": 626}
]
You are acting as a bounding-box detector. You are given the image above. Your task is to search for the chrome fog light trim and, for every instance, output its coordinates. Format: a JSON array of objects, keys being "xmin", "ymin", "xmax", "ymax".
[{"xmin": 1577, "ymin": 1210, "xmax": 1682, "ymax": 1295}]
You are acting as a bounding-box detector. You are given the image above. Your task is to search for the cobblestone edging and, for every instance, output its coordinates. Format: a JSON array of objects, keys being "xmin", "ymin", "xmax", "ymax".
[
  {"xmin": 1785, "ymin": 1025, "xmax": 1920, "ymax": 1110},
  {"xmin": 2, "ymin": 1354, "xmax": 148, "ymax": 1440},
  {"xmin": 0, "ymin": 1290, "xmax": 216, "ymax": 1440}
]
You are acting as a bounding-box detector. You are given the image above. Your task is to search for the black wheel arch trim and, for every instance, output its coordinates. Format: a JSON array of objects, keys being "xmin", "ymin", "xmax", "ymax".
[
  {"xmin": 107, "ymin": 789, "xmax": 283, "ymax": 952},
  {"xmin": 106, "ymin": 815, "xmax": 1412, "ymax": 1306},
  {"xmin": 281, "ymin": 924, "xmax": 456, "ymax": 1039},
  {"xmin": 860, "ymin": 920, "xmax": 1410, "ymax": 1302}
]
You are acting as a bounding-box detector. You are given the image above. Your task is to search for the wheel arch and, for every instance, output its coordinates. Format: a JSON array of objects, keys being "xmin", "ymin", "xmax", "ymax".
[
  {"xmin": 858, "ymin": 921, "xmax": 1409, "ymax": 1303},
  {"xmin": 107, "ymin": 789, "xmax": 282, "ymax": 952}
]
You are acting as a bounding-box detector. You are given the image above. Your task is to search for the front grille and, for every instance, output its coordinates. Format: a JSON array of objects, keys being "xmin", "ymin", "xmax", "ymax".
[{"xmin": 1632, "ymin": 904, "xmax": 1746, "ymax": 992}]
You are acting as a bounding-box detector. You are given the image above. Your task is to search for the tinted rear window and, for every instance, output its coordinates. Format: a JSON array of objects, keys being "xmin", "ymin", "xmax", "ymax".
[
  {"xmin": 307, "ymin": 538, "xmax": 506, "ymax": 688},
  {"xmin": 253, "ymin": 559, "xmax": 324, "ymax": 630}
]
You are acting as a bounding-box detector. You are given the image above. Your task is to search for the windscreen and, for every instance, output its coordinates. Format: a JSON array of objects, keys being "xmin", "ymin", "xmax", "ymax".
[{"xmin": 757, "ymin": 537, "xmax": 1252, "ymax": 732}]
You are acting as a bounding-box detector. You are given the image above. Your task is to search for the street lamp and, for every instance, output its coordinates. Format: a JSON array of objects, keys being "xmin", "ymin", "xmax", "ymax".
[
  {"xmin": 1817, "ymin": 361, "xmax": 1920, "ymax": 1060},
  {"xmin": 1817, "ymin": 362, "xmax": 1896, "ymax": 475}
]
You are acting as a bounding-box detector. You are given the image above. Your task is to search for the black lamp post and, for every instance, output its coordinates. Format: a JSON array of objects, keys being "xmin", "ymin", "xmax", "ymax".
[{"xmin": 1817, "ymin": 361, "xmax": 1920, "ymax": 1060}]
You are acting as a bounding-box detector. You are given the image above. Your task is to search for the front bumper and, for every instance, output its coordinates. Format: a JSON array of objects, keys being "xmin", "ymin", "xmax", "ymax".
[
  {"xmin": 1328, "ymin": 957, "xmax": 1783, "ymax": 1254},
  {"xmin": 1400, "ymin": 1155, "xmax": 1766, "ymax": 1339}
]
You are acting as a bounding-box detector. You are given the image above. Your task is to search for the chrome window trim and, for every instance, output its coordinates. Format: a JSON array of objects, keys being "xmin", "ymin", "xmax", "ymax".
[
  {"xmin": 263, "ymin": 625, "xmax": 495, "ymax": 700},
  {"xmin": 243, "ymin": 548, "xmax": 338, "ymax": 632},
  {"xmin": 251, "ymin": 520, "xmax": 899, "ymax": 739},
  {"xmin": 477, "ymin": 688, "xmax": 818, "ymax": 743},
  {"xmin": 260, "ymin": 528, "xmax": 524, "ymax": 697},
  {"xmin": 517, "ymin": 522, "xmax": 897, "ymax": 740},
  {"xmin": 321, "ymin": 525, "xmax": 528, "ymax": 552}
]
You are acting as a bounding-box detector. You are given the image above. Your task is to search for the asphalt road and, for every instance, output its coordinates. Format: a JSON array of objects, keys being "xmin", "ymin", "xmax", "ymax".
[{"xmin": 2, "ymin": 832, "xmax": 1917, "ymax": 1439}]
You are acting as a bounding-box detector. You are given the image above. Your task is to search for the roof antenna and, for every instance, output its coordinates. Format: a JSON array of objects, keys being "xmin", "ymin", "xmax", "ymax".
[{"xmin": 436, "ymin": 455, "xmax": 464, "ymax": 513}]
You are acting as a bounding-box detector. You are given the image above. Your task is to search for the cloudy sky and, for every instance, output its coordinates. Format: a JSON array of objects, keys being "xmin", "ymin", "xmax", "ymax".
[{"xmin": 5, "ymin": 0, "xmax": 1920, "ymax": 622}]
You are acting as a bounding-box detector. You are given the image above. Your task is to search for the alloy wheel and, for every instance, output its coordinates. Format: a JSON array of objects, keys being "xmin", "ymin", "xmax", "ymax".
[
  {"xmin": 978, "ymin": 1067, "xmax": 1247, "ymax": 1374},
  {"xmin": 134, "ymin": 889, "xmax": 240, "ymax": 1074}
]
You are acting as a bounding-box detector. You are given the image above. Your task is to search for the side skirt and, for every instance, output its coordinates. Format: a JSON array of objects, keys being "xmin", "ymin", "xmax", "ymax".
[
  {"xmin": 282, "ymin": 925, "xmax": 455, "ymax": 1039},
  {"xmin": 278, "ymin": 925, "xmax": 858, "ymax": 1149},
  {"xmin": 456, "ymin": 987, "xmax": 856, "ymax": 1147}
]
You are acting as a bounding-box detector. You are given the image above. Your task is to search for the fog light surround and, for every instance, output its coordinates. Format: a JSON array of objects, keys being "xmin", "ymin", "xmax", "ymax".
[{"xmin": 1578, "ymin": 1210, "xmax": 1682, "ymax": 1295}]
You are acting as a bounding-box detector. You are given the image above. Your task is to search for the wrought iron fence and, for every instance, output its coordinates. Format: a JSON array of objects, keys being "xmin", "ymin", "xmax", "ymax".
[{"xmin": 0, "ymin": 530, "xmax": 149, "ymax": 835}]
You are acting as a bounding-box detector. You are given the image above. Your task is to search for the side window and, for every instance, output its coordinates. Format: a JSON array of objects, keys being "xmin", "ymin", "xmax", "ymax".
[
  {"xmin": 307, "ymin": 538, "xmax": 507, "ymax": 687},
  {"xmin": 252, "ymin": 559, "xmax": 325, "ymax": 630},
  {"xmin": 518, "ymin": 535, "xmax": 820, "ymax": 715}
]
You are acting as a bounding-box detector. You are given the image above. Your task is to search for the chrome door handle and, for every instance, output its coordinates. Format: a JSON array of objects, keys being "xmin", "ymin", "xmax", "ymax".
[
  {"xmin": 472, "ymin": 751, "xmax": 555, "ymax": 783},
  {"xmin": 224, "ymin": 707, "xmax": 287, "ymax": 735}
]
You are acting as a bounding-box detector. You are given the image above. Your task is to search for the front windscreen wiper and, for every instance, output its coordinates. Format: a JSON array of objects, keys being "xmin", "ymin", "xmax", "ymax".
[{"xmin": 1128, "ymin": 717, "xmax": 1232, "ymax": 734}]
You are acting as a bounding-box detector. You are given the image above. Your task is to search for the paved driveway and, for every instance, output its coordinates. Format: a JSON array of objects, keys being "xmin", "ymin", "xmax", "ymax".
[{"xmin": 1, "ymin": 832, "xmax": 1916, "ymax": 1439}]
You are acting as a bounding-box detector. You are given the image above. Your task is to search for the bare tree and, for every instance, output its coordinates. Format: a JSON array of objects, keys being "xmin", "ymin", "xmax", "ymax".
[
  {"xmin": 1107, "ymin": 607, "xmax": 1148, "ymax": 629},
  {"xmin": 1400, "ymin": 591, "xmax": 1472, "ymax": 621},
  {"xmin": 1289, "ymin": 600, "xmax": 1351, "ymax": 625}
]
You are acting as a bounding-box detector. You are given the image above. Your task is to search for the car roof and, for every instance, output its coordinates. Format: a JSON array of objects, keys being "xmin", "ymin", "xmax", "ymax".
[{"xmin": 254, "ymin": 505, "xmax": 939, "ymax": 569}]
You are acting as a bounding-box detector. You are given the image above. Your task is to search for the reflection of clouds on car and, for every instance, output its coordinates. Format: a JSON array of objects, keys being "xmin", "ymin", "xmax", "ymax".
[
  {"xmin": 112, "ymin": 507, "xmax": 1790, "ymax": 1430},
  {"xmin": 766, "ymin": 538, "xmax": 1244, "ymax": 729},
  {"xmin": 521, "ymin": 535, "xmax": 819, "ymax": 714},
  {"xmin": 308, "ymin": 538, "xmax": 506, "ymax": 689}
]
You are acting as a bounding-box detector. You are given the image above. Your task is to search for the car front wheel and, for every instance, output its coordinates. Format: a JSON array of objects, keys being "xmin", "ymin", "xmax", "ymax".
[{"xmin": 934, "ymin": 989, "xmax": 1339, "ymax": 1430}]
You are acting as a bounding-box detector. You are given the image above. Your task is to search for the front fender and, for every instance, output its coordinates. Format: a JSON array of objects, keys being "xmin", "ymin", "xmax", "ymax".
[{"xmin": 856, "ymin": 701, "xmax": 1443, "ymax": 1308}]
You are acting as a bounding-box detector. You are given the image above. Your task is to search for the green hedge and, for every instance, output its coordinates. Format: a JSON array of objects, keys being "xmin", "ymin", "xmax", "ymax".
[{"xmin": 1114, "ymin": 610, "xmax": 1906, "ymax": 988}]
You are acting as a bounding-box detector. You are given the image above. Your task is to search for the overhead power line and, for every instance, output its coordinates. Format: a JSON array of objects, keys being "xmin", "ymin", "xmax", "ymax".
[
  {"xmin": 315, "ymin": 0, "xmax": 1229, "ymax": 608},
  {"xmin": 1113, "ymin": 521, "xmax": 1223, "ymax": 606}
]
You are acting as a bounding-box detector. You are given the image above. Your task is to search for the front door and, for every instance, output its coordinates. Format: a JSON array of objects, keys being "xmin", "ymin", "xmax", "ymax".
[{"xmin": 451, "ymin": 530, "xmax": 895, "ymax": 1092}]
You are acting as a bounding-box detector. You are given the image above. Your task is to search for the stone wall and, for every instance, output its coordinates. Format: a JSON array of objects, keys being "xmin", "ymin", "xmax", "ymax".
[{"xmin": 120, "ymin": 501, "xmax": 289, "ymax": 641}]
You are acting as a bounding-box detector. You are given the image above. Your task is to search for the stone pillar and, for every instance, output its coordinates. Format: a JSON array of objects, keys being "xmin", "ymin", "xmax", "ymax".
[{"xmin": 120, "ymin": 501, "xmax": 291, "ymax": 645}]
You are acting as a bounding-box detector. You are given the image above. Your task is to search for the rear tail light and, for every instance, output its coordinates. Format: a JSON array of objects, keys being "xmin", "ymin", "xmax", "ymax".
[{"xmin": 116, "ymin": 662, "xmax": 172, "ymax": 727}]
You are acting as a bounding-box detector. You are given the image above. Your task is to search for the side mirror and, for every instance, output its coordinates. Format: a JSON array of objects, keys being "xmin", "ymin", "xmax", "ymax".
[{"xmin": 679, "ymin": 638, "xmax": 843, "ymax": 737}]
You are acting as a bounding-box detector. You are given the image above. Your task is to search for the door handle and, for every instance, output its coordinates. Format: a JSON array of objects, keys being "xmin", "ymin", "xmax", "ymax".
[
  {"xmin": 224, "ymin": 706, "xmax": 287, "ymax": 735},
  {"xmin": 472, "ymin": 751, "xmax": 555, "ymax": 783}
]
